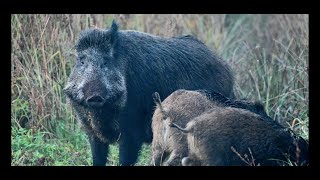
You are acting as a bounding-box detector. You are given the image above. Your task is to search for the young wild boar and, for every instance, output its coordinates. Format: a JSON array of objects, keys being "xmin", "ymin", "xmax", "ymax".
[
  {"xmin": 63, "ymin": 20, "xmax": 235, "ymax": 166},
  {"xmin": 169, "ymin": 107, "xmax": 309, "ymax": 166},
  {"xmin": 151, "ymin": 90, "xmax": 220, "ymax": 166},
  {"xmin": 151, "ymin": 89, "xmax": 272, "ymax": 166}
]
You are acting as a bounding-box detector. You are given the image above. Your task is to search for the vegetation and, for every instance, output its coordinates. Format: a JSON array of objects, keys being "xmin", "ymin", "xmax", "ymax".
[{"xmin": 11, "ymin": 14, "xmax": 308, "ymax": 166}]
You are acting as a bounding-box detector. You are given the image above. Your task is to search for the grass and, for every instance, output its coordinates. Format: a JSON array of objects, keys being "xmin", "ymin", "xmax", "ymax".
[
  {"xmin": 11, "ymin": 14, "xmax": 308, "ymax": 166},
  {"xmin": 11, "ymin": 122, "xmax": 151, "ymax": 166},
  {"xmin": 12, "ymin": 124, "xmax": 91, "ymax": 166}
]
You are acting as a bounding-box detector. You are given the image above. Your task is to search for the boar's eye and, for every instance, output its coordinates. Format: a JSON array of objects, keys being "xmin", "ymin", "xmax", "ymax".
[
  {"xmin": 103, "ymin": 60, "xmax": 108, "ymax": 67},
  {"xmin": 78, "ymin": 56, "xmax": 85, "ymax": 65}
]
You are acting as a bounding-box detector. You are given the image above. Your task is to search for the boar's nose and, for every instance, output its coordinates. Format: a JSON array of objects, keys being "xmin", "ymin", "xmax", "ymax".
[{"xmin": 86, "ymin": 94, "xmax": 106, "ymax": 107}]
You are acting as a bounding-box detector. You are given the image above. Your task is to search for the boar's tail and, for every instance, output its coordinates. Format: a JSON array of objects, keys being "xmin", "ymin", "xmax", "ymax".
[{"xmin": 168, "ymin": 122, "xmax": 190, "ymax": 133}]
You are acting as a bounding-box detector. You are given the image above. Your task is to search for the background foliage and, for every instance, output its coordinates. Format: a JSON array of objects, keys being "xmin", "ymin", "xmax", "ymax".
[{"xmin": 11, "ymin": 14, "xmax": 308, "ymax": 166}]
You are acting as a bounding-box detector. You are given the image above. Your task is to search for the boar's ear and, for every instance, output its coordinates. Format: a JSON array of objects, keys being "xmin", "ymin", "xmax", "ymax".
[{"xmin": 109, "ymin": 20, "xmax": 119, "ymax": 45}]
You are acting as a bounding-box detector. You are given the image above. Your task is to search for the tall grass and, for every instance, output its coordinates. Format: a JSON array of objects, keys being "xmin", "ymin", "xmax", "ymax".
[{"xmin": 11, "ymin": 14, "xmax": 308, "ymax": 165}]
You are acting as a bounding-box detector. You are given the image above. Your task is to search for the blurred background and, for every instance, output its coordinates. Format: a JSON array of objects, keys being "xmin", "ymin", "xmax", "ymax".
[{"xmin": 11, "ymin": 14, "xmax": 308, "ymax": 166}]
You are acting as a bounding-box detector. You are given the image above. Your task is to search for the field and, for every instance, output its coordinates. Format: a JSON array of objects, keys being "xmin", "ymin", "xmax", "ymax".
[{"xmin": 11, "ymin": 14, "xmax": 308, "ymax": 166}]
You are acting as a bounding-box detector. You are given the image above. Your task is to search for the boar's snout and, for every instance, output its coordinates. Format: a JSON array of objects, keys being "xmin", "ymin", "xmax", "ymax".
[
  {"xmin": 82, "ymin": 80, "xmax": 109, "ymax": 108},
  {"xmin": 86, "ymin": 94, "xmax": 106, "ymax": 107}
]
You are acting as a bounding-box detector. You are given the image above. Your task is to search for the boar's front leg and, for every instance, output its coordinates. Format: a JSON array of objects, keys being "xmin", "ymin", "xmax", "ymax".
[
  {"xmin": 119, "ymin": 131, "xmax": 143, "ymax": 166},
  {"xmin": 89, "ymin": 135, "xmax": 109, "ymax": 166}
]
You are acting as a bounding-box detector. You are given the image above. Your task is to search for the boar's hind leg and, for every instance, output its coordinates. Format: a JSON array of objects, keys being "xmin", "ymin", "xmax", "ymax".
[
  {"xmin": 89, "ymin": 136, "xmax": 109, "ymax": 166},
  {"xmin": 119, "ymin": 132, "xmax": 143, "ymax": 166},
  {"xmin": 163, "ymin": 150, "xmax": 181, "ymax": 166},
  {"xmin": 182, "ymin": 154, "xmax": 201, "ymax": 166}
]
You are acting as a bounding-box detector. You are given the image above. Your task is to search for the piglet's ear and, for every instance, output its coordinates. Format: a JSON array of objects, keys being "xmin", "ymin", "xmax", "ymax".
[
  {"xmin": 153, "ymin": 92, "xmax": 162, "ymax": 107},
  {"xmin": 153, "ymin": 92, "xmax": 169, "ymax": 119}
]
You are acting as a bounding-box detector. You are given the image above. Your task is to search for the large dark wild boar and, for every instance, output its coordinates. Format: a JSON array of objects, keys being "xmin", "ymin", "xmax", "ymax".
[
  {"xmin": 151, "ymin": 89, "xmax": 272, "ymax": 166},
  {"xmin": 63, "ymin": 20, "xmax": 235, "ymax": 166},
  {"xmin": 169, "ymin": 107, "xmax": 309, "ymax": 166}
]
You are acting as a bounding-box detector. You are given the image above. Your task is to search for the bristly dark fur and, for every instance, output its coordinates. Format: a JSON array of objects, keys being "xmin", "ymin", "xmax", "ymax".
[
  {"xmin": 75, "ymin": 21, "xmax": 119, "ymax": 53},
  {"xmin": 201, "ymin": 89, "xmax": 278, "ymax": 126}
]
